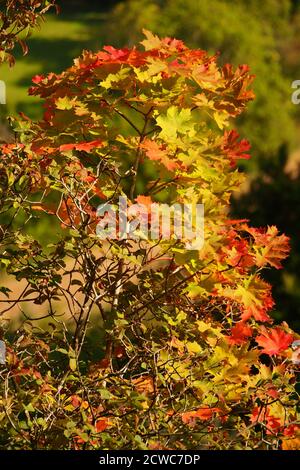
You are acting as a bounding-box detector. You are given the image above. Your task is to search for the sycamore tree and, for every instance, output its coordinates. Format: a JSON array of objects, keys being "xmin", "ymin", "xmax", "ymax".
[{"xmin": 0, "ymin": 30, "xmax": 299, "ymax": 450}]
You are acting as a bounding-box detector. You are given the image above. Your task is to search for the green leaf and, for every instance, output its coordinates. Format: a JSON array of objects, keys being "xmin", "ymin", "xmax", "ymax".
[
  {"xmin": 57, "ymin": 348, "xmax": 69, "ymax": 355},
  {"xmin": 100, "ymin": 389, "xmax": 114, "ymax": 400},
  {"xmin": 24, "ymin": 403, "xmax": 35, "ymax": 413},
  {"xmin": 156, "ymin": 106, "xmax": 194, "ymax": 141}
]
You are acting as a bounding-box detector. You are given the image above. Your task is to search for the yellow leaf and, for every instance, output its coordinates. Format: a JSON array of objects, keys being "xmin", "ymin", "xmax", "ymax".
[
  {"xmin": 213, "ymin": 111, "xmax": 229, "ymax": 130},
  {"xmin": 55, "ymin": 96, "xmax": 75, "ymax": 110},
  {"xmin": 186, "ymin": 341, "xmax": 202, "ymax": 354},
  {"xmin": 141, "ymin": 29, "xmax": 162, "ymax": 50},
  {"xmin": 69, "ymin": 358, "xmax": 77, "ymax": 371}
]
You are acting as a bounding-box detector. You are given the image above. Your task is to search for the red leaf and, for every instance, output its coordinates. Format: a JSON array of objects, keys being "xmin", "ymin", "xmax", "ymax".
[
  {"xmin": 70, "ymin": 395, "xmax": 81, "ymax": 408},
  {"xmin": 226, "ymin": 322, "xmax": 253, "ymax": 345},
  {"xmin": 256, "ymin": 327, "xmax": 293, "ymax": 356},
  {"xmin": 31, "ymin": 204, "xmax": 55, "ymax": 215},
  {"xmin": 284, "ymin": 424, "xmax": 300, "ymax": 437},
  {"xmin": 251, "ymin": 407, "xmax": 281, "ymax": 434},
  {"xmin": 222, "ymin": 130, "xmax": 250, "ymax": 167},
  {"xmin": 32, "ymin": 74, "xmax": 45, "ymax": 84}
]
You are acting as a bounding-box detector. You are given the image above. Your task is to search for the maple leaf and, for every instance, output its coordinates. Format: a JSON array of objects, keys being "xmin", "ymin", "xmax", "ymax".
[
  {"xmin": 220, "ymin": 230, "xmax": 254, "ymax": 270},
  {"xmin": 181, "ymin": 407, "xmax": 225, "ymax": 425},
  {"xmin": 55, "ymin": 96, "xmax": 76, "ymax": 110},
  {"xmin": 59, "ymin": 140, "xmax": 104, "ymax": 153},
  {"xmin": 220, "ymin": 64, "xmax": 255, "ymax": 114},
  {"xmin": 141, "ymin": 29, "xmax": 162, "ymax": 51},
  {"xmin": 221, "ymin": 276, "xmax": 274, "ymax": 322},
  {"xmin": 192, "ymin": 61, "xmax": 220, "ymax": 89},
  {"xmin": 141, "ymin": 139, "xmax": 180, "ymax": 171},
  {"xmin": 213, "ymin": 111, "xmax": 229, "ymax": 130},
  {"xmin": 32, "ymin": 74, "xmax": 45, "ymax": 84},
  {"xmin": 256, "ymin": 327, "xmax": 293, "ymax": 356},
  {"xmin": 96, "ymin": 45, "xmax": 145, "ymax": 68},
  {"xmin": 161, "ymin": 36, "xmax": 186, "ymax": 53},
  {"xmin": 226, "ymin": 322, "xmax": 253, "ymax": 345},
  {"xmin": 102, "ymin": 45, "xmax": 130, "ymax": 61},
  {"xmin": 221, "ymin": 130, "xmax": 250, "ymax": 167},
  {"xmin": 156, "ymin": 106, "xmax": 194, "ymax": 141},
  {"xmin": 141, "ymin": 29, "xmax": 187, "ymax": 54},
  {"xmin": 244, "ymin": 225, "xmax": 290, "ymax": 269}
]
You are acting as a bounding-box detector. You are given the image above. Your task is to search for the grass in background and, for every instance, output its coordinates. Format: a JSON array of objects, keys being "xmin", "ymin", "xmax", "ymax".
[{"xmin": 0, "ymin": 11, "xmax": 107, "ymax": 120}]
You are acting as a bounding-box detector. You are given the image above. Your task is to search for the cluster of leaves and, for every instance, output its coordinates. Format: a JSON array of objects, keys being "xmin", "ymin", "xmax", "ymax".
[
  {"xmin": 0, "ymin": 30, "xmax": 299, "ymax": 449},
  {"xmin": 0, "ymin": 0, "xmax": 57, "ymax": 66},
  {"xmin": 103, "ymin": 0, "xmax": 296, "ymax": 162}
]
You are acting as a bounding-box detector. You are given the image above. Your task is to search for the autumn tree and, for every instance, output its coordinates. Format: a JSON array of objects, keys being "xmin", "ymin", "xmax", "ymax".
[{"xmin": 0, "ymin": 30, "xmax": 299, "ymax": 450}]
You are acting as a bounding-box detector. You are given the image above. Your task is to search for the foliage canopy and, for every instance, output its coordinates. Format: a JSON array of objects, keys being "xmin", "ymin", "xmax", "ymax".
[{"xmin": 0, "ymin": 30, "xmax": 299, "ymax": 450}]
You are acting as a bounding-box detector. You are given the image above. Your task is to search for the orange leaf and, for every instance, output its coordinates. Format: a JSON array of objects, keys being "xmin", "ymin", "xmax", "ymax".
[
  {"xmin": 59, "ymin": 140, "xmax": 103, "ymax": 153},
  {"xmin": 251, "ymin": 406, "xmax": 281, "ymax": 434},
  {"xmin": 244, "ymin": 225, "xmax": 290, "ymax": 269},
  {"xmin": 256, "ymin": 327, "xmax": 293, "ymax": 356},
  {"xmin": 282, "ymin": 437, "xmax": 300, "ymax": 450},
  {"xmin": 141, "ymin": 139, "xmax": 180, "ymax": 171},
  {"xmin": 132, "ymin": 375, "xmax": 154, "ymax": 395},
  {"xmin": 181, "ymin": 407, "xmax": 225, "ymax": 425},
  {"xmin": 226, "ymin": 322, "xmax": 253, "ymax": 345},
  {"xmin": 95, "ymin": 418, "xmax": 109, "ymax": 433}
]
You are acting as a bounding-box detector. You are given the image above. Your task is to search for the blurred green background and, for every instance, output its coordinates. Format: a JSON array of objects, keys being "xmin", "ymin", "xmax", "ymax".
[{"xmin": 1, "ymin": 0, "xmax": 300, "ymax": 330}]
